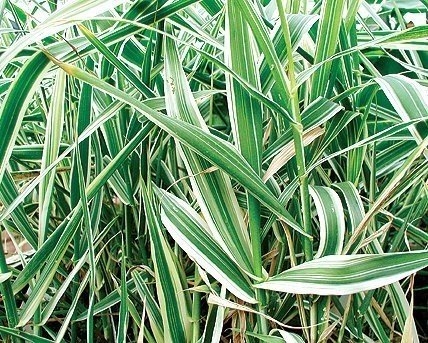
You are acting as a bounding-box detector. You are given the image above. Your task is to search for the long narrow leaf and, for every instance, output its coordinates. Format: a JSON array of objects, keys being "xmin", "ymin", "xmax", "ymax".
[
  {"xmin": 158, "ymin": 188, "xmax": 257, "ymax": 304},
  {"xmin": 52, "ymin": 57, "xmax": 306, "ymax": 236},
  {"xmin": 255, "ymin": 251, "xmax": 428, "ymax": 295},
  {"xmin": 142, "ymin": 182, "xmax": 190, "ymax": 342}
]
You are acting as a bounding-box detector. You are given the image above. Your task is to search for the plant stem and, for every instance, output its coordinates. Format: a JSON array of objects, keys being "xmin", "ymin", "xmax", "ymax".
[
  {"xmin": 275, "ymin": 0, "xmax": 313, "ymax": 260},
  {"xmin": 282, "ymin": 223, "xmax": 310, "ymax": 341},
  {"xmin": 276, "ymin": 2, "xmax": 315, "ymax": 342}
]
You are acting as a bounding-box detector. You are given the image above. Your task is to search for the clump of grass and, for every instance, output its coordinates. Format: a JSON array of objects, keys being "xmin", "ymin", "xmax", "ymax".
[{"xmin": 0, "ymin": 0, "xmax": 427, "ymax": 342}]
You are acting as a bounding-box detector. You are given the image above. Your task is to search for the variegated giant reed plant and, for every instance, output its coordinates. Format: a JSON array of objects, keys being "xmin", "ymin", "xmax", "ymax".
[{"xmin": 0, "ymin": 0, "xmax": 427, "ymax": 342}]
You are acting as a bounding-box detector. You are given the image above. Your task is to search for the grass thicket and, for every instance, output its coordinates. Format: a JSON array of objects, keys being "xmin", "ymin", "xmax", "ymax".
[{"xmin": 0, "ymin": 0, "xmax": 427, "ymax": 342}]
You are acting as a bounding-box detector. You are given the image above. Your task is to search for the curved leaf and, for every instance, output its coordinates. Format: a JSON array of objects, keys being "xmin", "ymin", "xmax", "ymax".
[
  {"xmin": 309, "ymin": 186, "xmax": 345, "ymax": 258},
  {"xmin": 158, "ymin": 188, "xmax": 257, "ymax": 304},
  {"xmin": 53, "ymin": 58, "xmax": 306, "ymax": 236},
  {"xmin": 375, "ymin": 75, "xmax": 428, "ymax": 150},
  {"xmin": 255, "ymin": 251, "xmax": 428, "ymax": 295}
]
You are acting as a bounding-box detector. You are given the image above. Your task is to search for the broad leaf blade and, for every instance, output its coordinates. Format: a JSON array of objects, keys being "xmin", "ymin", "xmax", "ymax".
[
  {"xmin": 309, "ymin": 186, "xmax": 345, "ymax": 258},
  {"xmin": 255, "ymin": 252, "xmax": 428, "ymax": 295},
  {"xmin": 158, "ymin": 188, "xmax": 257, "ymax": 304},
  {"xmin": 164, "ymin": 28, "xmax": 254, "ymax": 273},
  {"xmin": 142, "ymin": 182, "xmax": 190, "ymax": 343}
]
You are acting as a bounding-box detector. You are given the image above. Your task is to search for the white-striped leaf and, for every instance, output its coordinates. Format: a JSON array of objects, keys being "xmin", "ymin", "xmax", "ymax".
[
  {"xmin": 13, "ymin": 127, "xmax": 153, "ymax": 326},
  {"xmin": 54, "ymin": 59, "xmax": 305, "ymax": 236},
  {"xmin": 271, "ymin": 329, "xmax": 305, "ymax": 343},
  {"xmin": 297, "ymin": 25, "xmax": 428, "ymax": 88},
  {"xmin": 201, "ymin": 287, "xmax": 226, "ymax": 343},
  {"xmin": 142, "ymin": 183, "xmax": 190, "ymax": 343},
  {"xmin": 310, "ymin": 0, "xmax": 345, "ymax": 100},
  {"xmin": 225, "ymin": 0, "xmax": 264, "ymax": 276},
  {"xmin": 0, "ymin": 272, "xmax": 11, "ymax": 283},
  {"xmin": 333, "ymin": 182, "xmax": 365, "ymax": 250},
  {"xmin": 0, "ymin": 326, "xmax": 54, "ymax": 343},
  {"xmin": 260, "ymin": 14, "xmax": 319, "ymax": 92},
  {"xmin": 132, "ymin": 271, "xmax": 164, "ymax": 343},
  {"xmin": 0, "ymin": 53, "xmax": 51, "ymax": 191},
  {"xmin": 309, "ymin": 186, "xmax": 345, "ymax": 258},
  {"xmin": 308, "ymin": 119, "xmax": 426, "ymax": 174},
  {"xmin": 263, "ymin": 96, "xmax": 342, "ymax": 164},
  {"xmin": 157, "ymin": 188, "xmax": 257, "ymax": 304},
  {"xmin": 38, "ymin": 68, "xmax": 66, "ymax": 245},
  {"xmin": 164, "ymin": 28, "xmax": 254, "ymax": 274},
  {"xmin": 0, "ymin": 0, "xmax": 128, "ymax": 72},
  {"xmin": 234, "ymin": 0, "xmax": 291, "ymax": 106},
  {"xmin": 0, "ymin": 170, "xmax": 37, "ymax": 247},
  {"xmin": 375, "ymin": 75, "xmax": 428, "ymax": 148},
  {"xmin": 255, "ymin": 251, "xmax": 428, "ymax": 295},
  {"xmin": 264, "ymin": 127, "xmax": 325, "ymax": 182}
]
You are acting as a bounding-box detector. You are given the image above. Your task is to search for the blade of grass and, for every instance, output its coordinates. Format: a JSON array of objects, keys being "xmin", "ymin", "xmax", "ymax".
[
  {"xmin": 142, "ymin": 182, "xmax": 191, "ymax": 342},
  {"xmin": 38, "ymin": 68, "xmax": 66, "ymax": 245},
  {"xmin": 310, "ymin": 0, "xmax": 345, "ymax": 100},
  {"xmin": 52, "ymin": 57, "xmax": 306, "ymax": 236},
  {"xmin": 158, "ymin": 188, "xmax": 257, "ymax": 304},
  {"xmin": 164, "ymin": 27, "xmax": 254, "ymax": 274},
  {"xmin": 255, "ymin": 251, "xmax": 428, "ymax": 295}
]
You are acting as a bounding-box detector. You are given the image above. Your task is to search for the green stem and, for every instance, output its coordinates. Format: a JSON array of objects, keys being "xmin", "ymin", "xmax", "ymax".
[
  {"xmin": 310, "ymin": 301, "xmax": 318, "ymax": 343},
  {"xmin": 275, "ymin": 0, "xmax": 313, "ymax": 260},
  {"xmin": 71, "ymin": 230, "xmax": 80, "ymax": 343},
  {"xmin": 282, "ymin": 223, "xmax": 310, "ymax": 341},
  {"xmin": 276, "ymin": 2, "xmax": 315, "ymax": 342}
]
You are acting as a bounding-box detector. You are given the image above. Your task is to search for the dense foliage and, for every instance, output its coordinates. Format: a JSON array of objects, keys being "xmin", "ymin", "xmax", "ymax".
[{"xmin": 0, "ymin": 0, "xmax": 427, "ymax": 342}]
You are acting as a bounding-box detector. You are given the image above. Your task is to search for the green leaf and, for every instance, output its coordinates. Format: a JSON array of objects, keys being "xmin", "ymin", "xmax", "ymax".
[
  {"xmin": 309, "ymin": 186, "xmax": 345, "ymax": 258},
  {"xmin": 142, "ymin": 183, "xmax": 190, "ymax": 343},
  {"xmin": 164, "ymin": 28, "xmax": 254, "ymax": 273},
  {"xmin": 0, "ymin": 52, "xmax": 50, "ymax": 188},
  {"xmin": 381, "ymin": 0, "xmax": 426, "ymax": 11},
  {"xmin": 332, "ymin": 182, "xmax": 365, "ymax": 250},
  {"xmin": 0, "ymin": 326, "xmax": 54, "ymax": 343},
  {"xmin": 53, "ymin": 58, "xmax": 306, "ymax": 236},
  {"xmin": 225, "ymin": 1, "xmax": 264, "ymax": 279},
  {"xmin": 310, "ymin": 0, "xmax": 345, "ymax": 100},
  {"xmin": 0, "ymin": 170, "xmax": 37, "ymax": 248},
  {"xmin": 246, "ymin": 329, "xmax": 305, "ymax": 343},
  {"xmin": 259, "ymin": 14, "xmax": 319, "ymax": 92},
  {"xmin": 117, "ymin": 239, "xmax": 129, "ymax": 343},
  {"xmin": 374, "ymin": 75, "xmax": 428, "ymax": 147},
  {"xmin": 132, "ymin": 271, "xmax": 164, "ymax": 342},
  {"xmin": 234, "ymin": 0, "xmax": 291, "ymax": 109},
  {"xmin": 255, "ymin": 251, "xmax": 428, "ymax": 295},
  {"xmin": 38, "ymin": 69, "xmax": 66, "ymax": 245},
  {"xmin": 263, "ymin": 96, "xmax": 343, "ymax": 163},
  {"xmin": 158, "ymin": 188, "xmax": 257, "ymax": 304},
  {"xmin": 0, "ymin": 272, "xmax": 11, "ymax": 283},
  {"xmin": 78, "ymin": 24, "xmax": 155, "ymax": 98},
  {"xmin": 0, "ymin": 0, "xmax": 129, "ymax": 72},
  {"xmin": 201, "ymin": 287, "xmax": 226, "ymax": 343}
]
